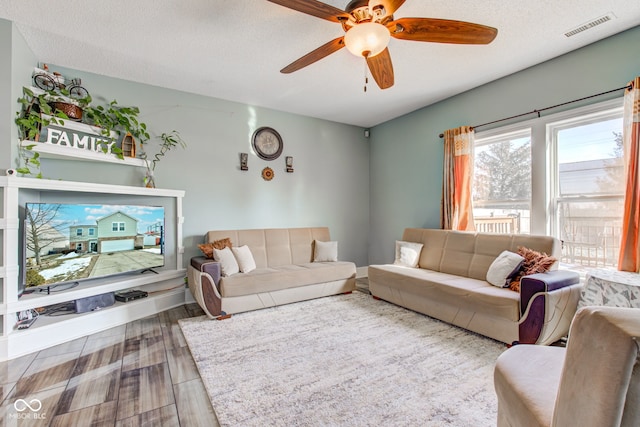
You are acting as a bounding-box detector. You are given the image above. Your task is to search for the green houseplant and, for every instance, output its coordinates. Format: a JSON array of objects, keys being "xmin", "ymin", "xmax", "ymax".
[
  {"xmin": 140, "ymin": 130, "xmax": 186, "ymax": 188},
  {"xmin": 15, "ymin": 87, "xmax": 89, "ymax": 177},
  {"xmin": 15, "ymin": 87, "xmax": 186, "ymax": 183}
]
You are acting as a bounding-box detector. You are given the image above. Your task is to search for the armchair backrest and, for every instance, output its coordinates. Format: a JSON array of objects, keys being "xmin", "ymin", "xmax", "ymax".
[{"xmin": 552, "ymin": 306, "xmax": 640, "ymax": 427}]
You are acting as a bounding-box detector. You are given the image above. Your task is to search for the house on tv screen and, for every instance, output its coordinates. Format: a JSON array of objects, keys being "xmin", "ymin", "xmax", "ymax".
[{"xmin": 69, "ymin": 211, "xmax": 159, "ymax": 253}]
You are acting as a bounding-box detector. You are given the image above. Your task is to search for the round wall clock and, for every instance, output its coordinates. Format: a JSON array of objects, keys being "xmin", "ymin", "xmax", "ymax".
[{"xmin": 252, "ymin": 127, "xmax": 283, "ymax": 161}]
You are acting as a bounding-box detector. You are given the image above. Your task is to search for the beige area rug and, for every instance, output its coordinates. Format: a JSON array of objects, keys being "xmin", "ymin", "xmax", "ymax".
[{"xmin": 179, "ymin": 292, "xmax": 506, "ymax": 427}]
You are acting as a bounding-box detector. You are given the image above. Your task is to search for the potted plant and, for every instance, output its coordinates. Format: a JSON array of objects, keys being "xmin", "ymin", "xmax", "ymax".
[
  {"xmin": 140, "ymin": 130, "xmax": 187, "ymax": 188},
  {"xmin": 14, "ymin": 86, "xmax": 82, "ymax": 177},
  {"xmin": 82, "ymin": 100, "xmax": 150, "ymax": 149},
  {"xmin": 15, "ymin": 88, "xmax": 186, "ymax": 183}
]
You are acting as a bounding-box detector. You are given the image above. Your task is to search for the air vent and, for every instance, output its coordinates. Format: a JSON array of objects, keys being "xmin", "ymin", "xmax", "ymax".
[{"xmin": 564, "ymin": 13, "xmax": 615, "ymax": 37}]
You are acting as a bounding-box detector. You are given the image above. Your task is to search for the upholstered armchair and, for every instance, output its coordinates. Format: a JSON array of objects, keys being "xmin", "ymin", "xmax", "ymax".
[{"xmin": 494, "ymin": 305, "xmax": 640, "ymax": 427}]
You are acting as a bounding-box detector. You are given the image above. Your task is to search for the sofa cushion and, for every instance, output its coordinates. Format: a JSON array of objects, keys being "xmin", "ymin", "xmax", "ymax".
[
  {"xmin": 206, "ymin": 227, "xmax": 331, "ymax": 268},
  {"xmin": 219, "ymin": 261, "xmax": 356, "ymax": 297},
  {"xmin": 232, "ymin": 245, "xmax": 256, "ymax": 273},
  {"xmin": 314, "ymin": 240, "xmax": 338, "ymax": 262},
  {"xmin": 197, "ymin": 237, "xmax": 232, "ymax": 258},
  {"xmin": 486, "ymin": 251, "xmax": 524, "ymax": 287},
  {"xmin": 400, "ymin": 229, "xmax": 560, "ymax": 281},
  {"xmin": 213, "ymin": 247, "xmax": 240, "ymax": 276},
  {"xmin": 394, "ymin": 240, "xmax": 423, "ymax": 267},
  {"xmin": 509, "ymin": 247, "xmax": 557, "ymax": 292},
  {"xmin": 368, "ymin": 264, "xmax": 520, "ymax": 321}
]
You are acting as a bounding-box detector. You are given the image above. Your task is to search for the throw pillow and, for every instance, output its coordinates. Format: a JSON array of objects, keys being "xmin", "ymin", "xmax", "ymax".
[
  {"xmin": 197, "ymin": 243, "xmax": 214, "ymax": 258},
  {"xmin": 197, "ymin": 237, "xmax": 232, "ymax": 258},
  {"xmin": 393, "ymin": 240, "xmax": 424, "ymax": 268},
  {"xmin": 212, "ymin": 237, "xmax": 232, "ymax": 250},
  {"xmin": 213, "ymin": 246, "xmax": 240, "ymax": 277},
  {"xmin": 486, "ymin": 250, "xmax": 524, "ymax": 287},
  {"xmin": 231, "ymin": 245, "xmax": 256, "ymax": 273},
  {"xmin": 509, "ymin": 246, "xmax": 557, "ymax": 292},
  {"xmin": 314, "ymin": 240, "xmax": 338, "ymax": 262}
]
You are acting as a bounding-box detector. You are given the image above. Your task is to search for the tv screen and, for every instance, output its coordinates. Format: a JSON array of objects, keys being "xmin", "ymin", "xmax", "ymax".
[{"xmin": 23, "ymin": 203, "xmax": 165, "ymax": 291}]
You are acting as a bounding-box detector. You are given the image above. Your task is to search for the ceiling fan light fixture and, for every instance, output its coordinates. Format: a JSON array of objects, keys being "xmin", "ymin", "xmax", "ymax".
[{"xmin": 344, "ymin": 22, "xmax": 390, "ymax": 58}]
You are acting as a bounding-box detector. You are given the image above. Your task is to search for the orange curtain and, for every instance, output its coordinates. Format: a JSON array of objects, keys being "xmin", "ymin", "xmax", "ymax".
[
  {"xmin": 618, "ymin": 77, "xmax": 640, "ymax": 272},
  {"xmin": 441, "ymin": 126, "xmax": 476, "ymax": 231}
]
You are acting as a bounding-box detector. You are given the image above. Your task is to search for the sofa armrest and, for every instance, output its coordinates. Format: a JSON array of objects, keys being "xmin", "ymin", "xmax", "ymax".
[
  {"xmin": 519, "ymin": 270, "xmax": 580, "ymax": 316},
  {"xmin": 518, "ymin": 270, "xmax": 582, "ymax": 345},
  {"xmin": 187, "ymin": 256, "xmax": 223, "ymax": 318},
  {"xmin": 191, "ymin": 256, "xmax": 221, "ymax": 286}
]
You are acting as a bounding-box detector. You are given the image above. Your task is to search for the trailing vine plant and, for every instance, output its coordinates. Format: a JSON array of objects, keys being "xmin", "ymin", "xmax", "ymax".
[
  {"xmin": 140, "ymin": 130, "xmax": 187, "ymax": 188},
  {"xmin": 15, "ymin": 86, "xmax": 185, "ymax": 183}
]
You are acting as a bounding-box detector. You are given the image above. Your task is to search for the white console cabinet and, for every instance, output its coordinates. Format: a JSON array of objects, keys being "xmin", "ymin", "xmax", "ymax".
[{"xmin": 0, "ymin": 176, "xmax": 186, "ymax": 361}]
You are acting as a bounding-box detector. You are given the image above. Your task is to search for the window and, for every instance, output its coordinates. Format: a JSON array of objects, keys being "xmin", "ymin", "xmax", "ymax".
[
  {"xmin": 473, "ymin": 98, "xmax": 624, "ymax": 269},
  {"xmin": 112, "ymin": 222, "xmax": 125, "ymax": 232},
  {"xmin": 76, "ymin": 228, "xmax": 83, "ymax": 236},
  {"xmin": 89, "ymin": 228, "xmax": 95, "ymax": 236},
  {"xmin": 548, "ymin": 108, "xmax": 624, "ymax": 268},
  {"xmin": 473, "ymin": 129, "xmax": 532, "ymax": 234}
]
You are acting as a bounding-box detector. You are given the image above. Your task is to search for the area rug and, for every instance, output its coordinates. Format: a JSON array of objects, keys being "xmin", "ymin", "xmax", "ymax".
[{"xmin": 179, "ymin": 292, "xmax": 506, "ymax": 426}]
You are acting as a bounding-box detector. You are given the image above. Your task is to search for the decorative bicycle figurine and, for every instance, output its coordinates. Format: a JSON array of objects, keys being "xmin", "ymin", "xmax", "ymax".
[{"xmin": 32, "ymin": 67, "xmax": 90, "ymax": 100}]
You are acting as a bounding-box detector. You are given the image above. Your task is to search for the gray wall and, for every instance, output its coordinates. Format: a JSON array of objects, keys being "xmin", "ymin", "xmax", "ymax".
[
  {"xmin": 0, "ymin": 20, "xmax": 36, "ymax": 170},
  {"xmin": 1, "ymin": 18, "xmax": 370, "ymax": 267},
  {"xmin": 368, "ymin": 25, "xmax": 640, "ymax": 264}
]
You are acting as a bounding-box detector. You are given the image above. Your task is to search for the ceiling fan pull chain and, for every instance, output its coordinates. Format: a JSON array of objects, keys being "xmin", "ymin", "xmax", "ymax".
[
  {"xmin": 364, "ymin": 61, "xmax": 368, "ymax": 92},
  {"xmin": 363, "ymin": 53, "xmax": 370, "ymax": 93}
]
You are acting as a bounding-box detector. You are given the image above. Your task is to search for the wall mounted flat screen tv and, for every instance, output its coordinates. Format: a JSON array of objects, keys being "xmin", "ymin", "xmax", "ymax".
[{"xmin": 23, "ymin": 202, "xmax": 165, "ymax": 292}]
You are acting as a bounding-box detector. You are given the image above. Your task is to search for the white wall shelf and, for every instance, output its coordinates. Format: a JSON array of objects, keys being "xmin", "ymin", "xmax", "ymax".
[
  {"xmin": 0, "ymin": 176, "xmax": 186, "ymax": 360},
  {"xmin": 21, "ymin": 140, "xmax": 146, "ymax": 167},
  {"xmin": 11, "ymin": 269, "xmax": 185, "ymax": 313}
]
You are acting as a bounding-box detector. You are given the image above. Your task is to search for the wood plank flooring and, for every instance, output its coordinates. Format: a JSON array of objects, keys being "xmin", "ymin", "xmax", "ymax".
[{"xmin": 0, "ymin": 304, "xmax": 220, "ymax": 427}]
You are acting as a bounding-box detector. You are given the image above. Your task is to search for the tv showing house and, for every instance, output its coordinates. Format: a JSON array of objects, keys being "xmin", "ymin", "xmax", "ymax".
[{"xmin": 23, "ymin": 202, "xmax": 165, "ymax": 290}]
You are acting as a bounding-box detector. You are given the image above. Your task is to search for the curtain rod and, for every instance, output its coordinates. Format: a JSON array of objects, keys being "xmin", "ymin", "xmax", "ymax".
[{"xmin": 438, "ymin": 84, "xmax": 633, "ymax": 138}]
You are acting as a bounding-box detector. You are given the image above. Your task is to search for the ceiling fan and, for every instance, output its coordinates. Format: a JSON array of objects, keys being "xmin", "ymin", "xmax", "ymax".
[{"xmin": 268, "ymin": 0, "xmax": 498, "ymax": 90}]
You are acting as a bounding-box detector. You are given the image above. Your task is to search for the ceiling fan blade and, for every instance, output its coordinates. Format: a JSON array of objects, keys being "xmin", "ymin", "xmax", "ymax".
[
  {"xmin": 366, "ymin": 48, "xmax": 394, "ymax": 89},
  {"xmin": 281, "ymin": 37, "xmax": 345, "ymax": 73},
  {"xmin": 388, "ymin": 17, "xmax": 498, "ymax": 44},
  {"xmin": 267, "ymin": 0, "xmax": 351, "ymax": 23},
  {"xmin": 368, "ymin": 0, "xmax": 406, "ymax": 16}
]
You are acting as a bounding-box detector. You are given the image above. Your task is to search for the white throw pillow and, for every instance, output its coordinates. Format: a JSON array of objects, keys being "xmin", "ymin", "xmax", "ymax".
[
  {"xmin": 232, "ymin": 245, "xmax": 256, "ymax": 273},
  {"xmin": 213, "ymin": 246, "xmax": 240, "ymax": 277},
  {"xmin": 314, "ymin": 240, "xmax": 338, "ymax": 262},
  {"xmin": 486, "ymin": 250, "xmax": 524, "ymax": 287},
  {"xmin": 393, "ymin": 240, "xmax": 424, "ymax": 267}
]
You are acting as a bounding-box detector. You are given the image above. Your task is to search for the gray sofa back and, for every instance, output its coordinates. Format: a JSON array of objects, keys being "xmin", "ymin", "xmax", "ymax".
[
  {"xmin": 205, "ymin": 227, "xmax": 331, "ymax": 269},
  {"xmin": 402, "ymin": 228, "xmax": 561, "ymax": 281}
]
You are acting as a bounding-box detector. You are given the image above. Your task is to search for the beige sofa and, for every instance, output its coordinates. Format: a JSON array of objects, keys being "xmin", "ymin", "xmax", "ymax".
[
  {"xmin": 188, "ymin": 227, "xmax": 356, "ymax": 318},
  {"xmin": 368, "ymin": 228, "xmax": 582, "ymax": 345}
]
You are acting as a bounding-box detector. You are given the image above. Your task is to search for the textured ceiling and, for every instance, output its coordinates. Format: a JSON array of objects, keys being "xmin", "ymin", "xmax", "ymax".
[{"xmin": 2, "ymin": 1, "xmax": 640, "ymax": 127}]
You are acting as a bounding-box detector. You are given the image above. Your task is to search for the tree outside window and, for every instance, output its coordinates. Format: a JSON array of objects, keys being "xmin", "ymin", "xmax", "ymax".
[{"xmin": 473, "ymin": 130, "xmax": 532, "ymax": 234}]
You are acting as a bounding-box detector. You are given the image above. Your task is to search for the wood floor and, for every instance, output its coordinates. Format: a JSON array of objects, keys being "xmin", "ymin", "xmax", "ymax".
[{"xmin": 0, "ymin": 303, "xmax": 220, "ymax": 427}]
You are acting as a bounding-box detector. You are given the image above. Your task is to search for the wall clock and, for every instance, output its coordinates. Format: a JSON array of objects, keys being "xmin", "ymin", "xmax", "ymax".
[{"xmin": 252, "ymin": 127, "xmax": 283, "ymax": 161}]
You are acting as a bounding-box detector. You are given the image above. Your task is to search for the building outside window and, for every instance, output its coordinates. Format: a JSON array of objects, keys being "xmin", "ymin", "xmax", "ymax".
[{"xmin": 548, "ymin": 108, "xmax": 624, "ymax": 268}]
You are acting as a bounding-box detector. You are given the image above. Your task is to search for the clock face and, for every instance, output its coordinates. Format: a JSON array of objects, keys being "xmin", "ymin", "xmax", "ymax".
[{"xmin": 252, "ymin": 127, "xmax": 283, "ymax": 161}]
